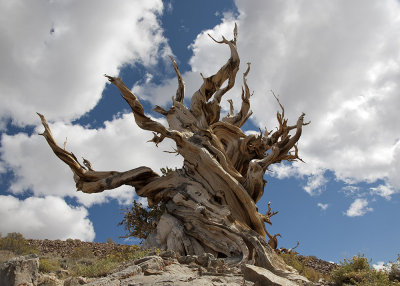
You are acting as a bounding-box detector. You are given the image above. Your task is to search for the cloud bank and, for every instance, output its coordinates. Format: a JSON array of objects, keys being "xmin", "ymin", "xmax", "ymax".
[
  {"xmin": 0, "ymin": 0, "xmax": 179, "ymax": 240},
  {"xmin": 0, "ymin": 195, "xmax": 94, "ymax": 241},
  {"xmin": 0, "ymin": 0, "xmax": 169, "ymax": 127},
  {"xmin": 0, "ymin": 114, "xmax": 182, "ymax": 207},
  {"xmin": 136, "ymin": 0, "xmax": 400, "ymax": 202}
]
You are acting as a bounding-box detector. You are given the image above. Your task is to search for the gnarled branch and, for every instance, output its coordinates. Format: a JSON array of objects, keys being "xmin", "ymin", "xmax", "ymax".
[
  {"xmin": 104, "ymin": 75, "xmax": 183, "ymax": 146},
  {"xmin": 222, "ymin": 62, "xmax": 253, "ymax": 127},
  {"xmin": 37, "ymin": 112, "xmax": 159, "ymax": 193},
  {"xmin": 169, "ymin": 56, "xmax": 185, "ymax": 103},
  {"xmin": 190, "ymin": 23, "xmax": 240, "ymax": 127}
]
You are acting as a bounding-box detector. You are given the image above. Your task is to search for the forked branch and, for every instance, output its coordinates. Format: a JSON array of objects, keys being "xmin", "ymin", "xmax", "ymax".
[
  {"xmin": 169, "ymin": 56, "xmax": 185, "ymax": 103},
  {"xmin": 222, "ymin": 62, "xmax": 253, "ymax": 127},
  {"xmin": 104, "ymin": 75, "xmax": 183, "ymax": 146},
  {"xmin": 37, "ymin": 113, "xmax": 159, "ymax": 193},
  {"xmin": 190, "ymin": 23, "xmax": 240, "ymax": 126}
]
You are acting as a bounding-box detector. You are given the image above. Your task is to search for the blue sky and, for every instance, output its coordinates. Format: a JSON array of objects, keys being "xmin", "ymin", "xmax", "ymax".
[{"xmin": 1, "ymin": 0, "xmax": 400, "ymax": 267}]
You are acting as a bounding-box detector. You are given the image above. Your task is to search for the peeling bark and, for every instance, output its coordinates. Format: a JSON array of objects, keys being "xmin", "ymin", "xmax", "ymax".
[{"xmin": 38, "ymin": 25, "xmax": 308, "ymax": 283}]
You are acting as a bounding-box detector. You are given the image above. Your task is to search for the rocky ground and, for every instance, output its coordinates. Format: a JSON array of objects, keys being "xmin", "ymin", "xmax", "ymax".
[
  {"xmin": 26, "ymin": 239, "xmax": 130, "ymax": 259},
  {"xmin": 297, "ymin": 255, "xmax": 338, "ymax": 277},
  {"xmin": 25, "ymin": 239, "xmax": 337, "ymax": 276},
  {"xmin": 1, "ymin": 239, "xmax": 338, "ymax": 285}
]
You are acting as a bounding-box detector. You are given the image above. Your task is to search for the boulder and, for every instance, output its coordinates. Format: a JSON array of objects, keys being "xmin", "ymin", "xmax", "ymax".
[
  {"xmin": 109, "ymin": 264, "xmax": 141, "ymax": 280},
  {"xmin": 0, "ymin": 254, "xmax": 39, "ymax": 286},
  {"xmin": 37, "ymin": 273, "xmax": 62, "ymax": 286},
  {"xmin": 63, "ymin": 276, "xmax": 87, "ymax": 286},
  {"xmin": 196, "ymin": 253, "xmax": 215, "ymax": 267},
  {"xmin": 177, "ymin": 255, "xmax": 197, "ymax": 265},
  {"xmin": 84, "ymin": 277, "xmax": 119, "ymax": 286},
  {"xmin": 135, "ymin": 256, "xmax": 165, "ymax": 272},
  {"xmin": 243, "ymin": 264, "xmax": 299, "ymax": 286},
  {"xmin": 159, "ymin": 250, "xmax": 179, "ymax": 260}
]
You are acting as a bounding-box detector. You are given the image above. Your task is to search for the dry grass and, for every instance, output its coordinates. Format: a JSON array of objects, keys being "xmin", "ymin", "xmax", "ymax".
[
  {"xmin": 279, "ymin": 252, "xmax": 324, "ymax": 282},
  {"xmin": 0, "ymin": 232, "xmax": 157, "ymax": 279}
]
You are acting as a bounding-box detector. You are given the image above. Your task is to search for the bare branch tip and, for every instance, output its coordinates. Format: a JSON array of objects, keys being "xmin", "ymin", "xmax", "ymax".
[
  {"xmin": 207, "ymin": 33, "xmax": 219, "ymax": 43},
  {"xmin": 169, "ymin": 55, "xmax": 177, "ymax": 65},
  {"xmin": 104, "ymin": 74, "xmax": 119, "ymax": 83}
]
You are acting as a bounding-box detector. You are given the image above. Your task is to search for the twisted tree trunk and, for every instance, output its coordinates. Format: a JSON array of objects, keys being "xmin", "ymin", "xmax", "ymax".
[{"xmin": 38, "ymin": 24, "xmax": 309, "ymax": 282}]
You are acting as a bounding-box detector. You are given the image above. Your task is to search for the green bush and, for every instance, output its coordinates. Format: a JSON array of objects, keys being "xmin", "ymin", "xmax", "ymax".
[
  {"xmin": 119, "ymin": 200, "xmax": 165, "ymax": 240},
  {"xmin": 70, "ymin": 246, "xmax": 94, "ymax": 260},
  {"xmin": 0, "ymin": 232, "xmax": 38, "ymax": 255},
  {"xmin": 106, "ymin": 245, "xmax": 158, "ymax": 263},
  {"xmin": 72, "ymin": 258, "xmax": 119, "ymax": 277},
  {"xmin": 331, "ymin": 253, "xmax": 400, "ymax": 286},
  {"xmin": 39, "ymin": 258, "xmax": 61, "ymax": 273},
  {"xmin": 389, "ymin": 254, "xmax": 400, "ymax": 282}
]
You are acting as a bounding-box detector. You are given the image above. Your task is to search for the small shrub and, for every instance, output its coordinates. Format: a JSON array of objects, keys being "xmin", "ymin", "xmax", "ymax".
[
  {"xmin": 39, "ymin": 258, "xmax": 61, "ymax": 273},
  {"xmin": 330, "ymin": 253, "xmax": 400, "ymax": 286},
  {"xmin": 70, "ymin": 246, "xmax": 94, "ymax": 260},
  {"xmin": 119, "ymin": 200, "xmax": 165, "ymax": 240},
  {"xmin": 160, "ymin": 167, "xmax": 176, "ymax": 176},
  {"xmin": 72, "ymin": 258, "xmax": 119, "ymax": 277},
  {"xmin": 0, "ymin": 250, "xmax": 16, "ymax": 264},
  {"xmin": 106, "ymin": 237, "xmax": 116, "ymax": 244},
  {"xmin": 106, "ymin": 245, "xmax": 152, "ymax": 263},
  {"xmin": 0, "ymin": 232, "xmax": 38, "ymax": 255},
  {"xmin": 389, "ymin": 255, "xmax": 400, "ymax": 282}
]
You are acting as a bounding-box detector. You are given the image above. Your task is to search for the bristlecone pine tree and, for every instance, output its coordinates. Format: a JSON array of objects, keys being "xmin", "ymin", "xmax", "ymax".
[{"xmin": 38, "ymin": 25, "xmax": 309, "ymax": 281}]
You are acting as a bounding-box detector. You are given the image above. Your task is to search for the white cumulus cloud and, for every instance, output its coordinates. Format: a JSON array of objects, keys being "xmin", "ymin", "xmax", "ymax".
[
  {"xmin": 134, "ymin": 0, "xmax": 400, "ymax": 201},
  {"xmin": 370, "ymin": 184, "xmax": 397, "ymax": 201},
  {"xmin": 0, "ymin": 0, "xmax": 169, "ymax": 127},
  {"xmin": 0, "ymin": 195, "xmax": 94, "ymax": 241},
  {"xmin": 0, "ymin": 113, "xmax": 183, "ymax": 207},
  {"xmin": 317, "ymin": 203, "xmax": 329, "ymax": 211},
  {"xmin": 345, "ymin": 198, "xmax": 373, "ymax": 217}
]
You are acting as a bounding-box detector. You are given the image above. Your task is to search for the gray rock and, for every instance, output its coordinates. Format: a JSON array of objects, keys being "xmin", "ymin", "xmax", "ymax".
[
  {"xmin": 37, "ymin": 273, "xmax": 62, "ymax": 286},
  {"xmin": 84, "ymin": 277, "xmax": 119, "ymax": 286},
  {"xmin": 143, "ymin": 268, "xmax": 163, "ymax": 276},
  {"xmin": 177, "ymin": 255, "xmax": 196, "ymax": 265},
  {"xmin": 136, "ymin": 256, "xmax": 164, "ymax": 272},
  {"xmin": 110, "ymin": 264, "xmax": 141, "ymax": 280},
  {"xmin": 133, "ymin": 255, "xmax": 159, "ymax": 266},
  {"xmin": 160, "ymin": 250, "xmax": 179, "ymax": 259},
  {"xmin": 63, "ymin": 276, "xmax": 87, "ymax": 286},
  {"xmin": 55, "ymin": 269, "xmax": 69, "ymax": 279},
  {"xmin": 0, "ymin": 254, "xmax": 39, "ymax": 286},
  {"xmin": 243, "ymin": 264, "xmax": 299, "ymax": 286},
  {"xmin": 208, "ymin": 257, "xmax": 225, "ymax": 270},
  {"xmin": 196, "ymin": 253, "xmax": 214, "ymax": 267}
]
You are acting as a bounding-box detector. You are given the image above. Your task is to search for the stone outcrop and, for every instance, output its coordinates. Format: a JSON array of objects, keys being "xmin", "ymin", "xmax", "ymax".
[
  {"xmin": 1, "ymin": 241, "xmax": 338, "ymax": 286},
  {"xmin": 0, "ymin": 254, "xmax": 39, "ymax": 286},
  {"xmin": 86, "ymin": 251, "xmax": 255, "ymax": 286},
  {"xmin": 243, "ymin": 264, "xmax": 302, "ymax": 286},
  {"xmin": 297, "ymin": 255, "xmax": 338, "ymax": 277}
]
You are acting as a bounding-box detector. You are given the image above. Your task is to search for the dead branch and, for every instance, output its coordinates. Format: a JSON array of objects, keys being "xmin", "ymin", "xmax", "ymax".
[
  {"xmin": 169, "ymin": 56, "xmax": 185, "ymax": 103},
  {"xmin": 37, "ymin": 113, "xmax": 159, "ymax": 193}
]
